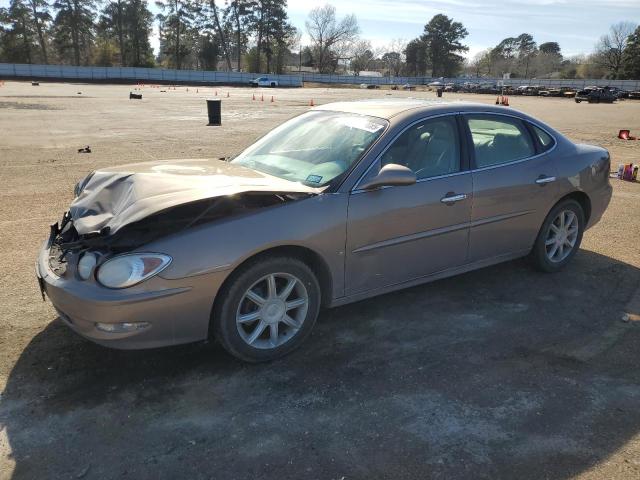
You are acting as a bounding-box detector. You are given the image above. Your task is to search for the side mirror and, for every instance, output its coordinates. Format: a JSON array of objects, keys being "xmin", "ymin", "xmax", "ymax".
[{"xmin": 358, "ymin": 163, "xmax": 417, "ymax": 191}]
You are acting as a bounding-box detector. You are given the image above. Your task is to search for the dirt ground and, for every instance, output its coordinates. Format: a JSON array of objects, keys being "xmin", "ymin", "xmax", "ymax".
[{"xmin": 0, "ymin": 81, "xmax": 639, "ymax": 480}]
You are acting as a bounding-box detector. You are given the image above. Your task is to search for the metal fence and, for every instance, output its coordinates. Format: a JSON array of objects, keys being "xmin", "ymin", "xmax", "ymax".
[{"xmin": 1, "ymin": 63, "xmax": 639, "ymax": 90}]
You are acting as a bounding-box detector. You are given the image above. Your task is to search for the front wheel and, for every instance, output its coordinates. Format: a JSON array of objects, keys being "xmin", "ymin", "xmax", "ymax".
[
  {"xmin": 530, "ymin": 199, "xmax": 585, "ymax": 272},
  {"xmin": 212, "ymin": 257, "xmax": 321, "ymax": 362}
]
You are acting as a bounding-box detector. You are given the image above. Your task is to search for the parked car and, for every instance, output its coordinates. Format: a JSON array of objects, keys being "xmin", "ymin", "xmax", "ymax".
[
  {"xmin": 575, "ymin": 88, "xmax": 616, "ymax": 103},
  {"xmin": 37, "ymin": 100, "xmax": 612, "ymax": 362},
  {"xmin": 523, "ymin": 86, "xmax": 542, "ymax": 96},
  {"xmin": 603, "ymin": 86, "xmax": 628, "ymax": 98},
  {"xmin": 249, "ymin": 76, "xmax": 278, "ymax": 87},
  {"xmin": 539, "ymin": 89, "xmax": 563, "ymax": 97}
]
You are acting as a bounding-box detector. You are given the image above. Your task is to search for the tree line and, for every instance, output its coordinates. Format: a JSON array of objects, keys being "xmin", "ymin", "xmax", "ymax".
[
  {"xmin": 1, "ymin": 1, "xmax": 639, "ymax": 80},
  {"xmin": 465, "ymin": 22, "xmax": 640, "ymax": 80}
]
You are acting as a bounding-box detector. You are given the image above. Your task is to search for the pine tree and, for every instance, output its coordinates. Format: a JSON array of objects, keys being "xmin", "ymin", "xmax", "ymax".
[
  {"xmin": 52, "ymin": 0, "xmax": 97, "ymax": 65},
  {"xmin": 622, "ymin": 26, "xmax": 640, "ymax": 79},
  {"xmin": 1, "ymin": 0, "xmax": 38, "ymax": 63},
  {"xmin": 224, "ymin": 0, "xmax": 253, "ymax": 71},
  {"xmin": 156, "ymin": 0, "xmax": 196, "ymax": 69},
  {"xmin": 421, "ymin": 14, "xmax": 468, "ymax": 77}
]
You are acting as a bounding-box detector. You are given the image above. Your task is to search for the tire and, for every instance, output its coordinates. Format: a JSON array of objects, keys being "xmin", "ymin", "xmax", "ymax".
[
  {"xmin": 212, "ymin": 256, "xmax": 321, "ymax": 362},
  {"xmin": 575, "ymin": 99, "xmax": 581, "ymax": 103},
  {"xmin": 530, "ymin": 199, "xmax": 585, "ymax": 273}
]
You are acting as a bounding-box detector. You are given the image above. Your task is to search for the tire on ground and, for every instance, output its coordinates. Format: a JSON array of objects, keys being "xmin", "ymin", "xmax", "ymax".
[
  {"xmin": 530, "ymin": 199, "xmax": 585, "ymax": 273},
  {"xmin": 211, "ymin": 256, "xmax": 321, "ymax": 362}
]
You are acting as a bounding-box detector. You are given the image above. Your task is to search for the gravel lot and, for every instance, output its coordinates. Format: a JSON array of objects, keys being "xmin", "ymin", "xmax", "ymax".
[{"xmin": 1, "ymin": 81, "xmax": 639, "ymax": 480}]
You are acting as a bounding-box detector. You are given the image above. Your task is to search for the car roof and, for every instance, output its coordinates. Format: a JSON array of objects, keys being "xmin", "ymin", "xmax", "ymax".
[{"xmin": 313, "ymin": 99, "xmax": 513, "ymax": 120}]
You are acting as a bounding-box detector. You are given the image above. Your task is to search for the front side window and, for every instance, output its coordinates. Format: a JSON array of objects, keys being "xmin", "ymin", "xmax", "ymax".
[
  {"xmin": 380, "ymin": 115, "xmax": 460, "ymax": 180},
  {"xmin": 467, "ymin": 115, "xmax": 535, "ymax": 168},
  {"xmin": 232, "ymin": 111, "xmax": 387, "ymax": 187}
]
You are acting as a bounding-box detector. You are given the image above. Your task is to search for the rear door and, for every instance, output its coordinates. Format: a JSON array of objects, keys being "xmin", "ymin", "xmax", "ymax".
[
  {"xmin": 345, "ymin": 114, "xmax": 472, "ymax": 296},
  {"xmin": 464, "ymin": 113, "xmax": 559, "ymax": 261}
]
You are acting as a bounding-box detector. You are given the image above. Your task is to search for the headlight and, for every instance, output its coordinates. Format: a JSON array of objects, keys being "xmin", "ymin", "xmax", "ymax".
[
  {"xmin": 77, "ymin": 252, "xmax": 98, "ymax": 280},
  {"xmin": 96, "ymin": 253, "xmax": 171, "ymax": 289}
]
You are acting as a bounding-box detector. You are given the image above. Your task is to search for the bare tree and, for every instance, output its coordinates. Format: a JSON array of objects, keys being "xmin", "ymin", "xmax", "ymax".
[
  {"xmin": 305, "ymin": 4, "xmax": 359, "ymax": 73},
  {"xmin": 349, "ymin": 39, "xmax": 373, "ymax": 74},
  {"xmin": 381, "ymin": 38, "xmax": 406, "ymax": 76},
  {"xmin": 595, "ymin": 21, "xmax": 637, "ymax": 79}
]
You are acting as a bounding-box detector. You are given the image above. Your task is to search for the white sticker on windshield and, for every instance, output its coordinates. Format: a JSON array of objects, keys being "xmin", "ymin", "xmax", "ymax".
[{"xmin": 338, "ymin": 117, "xmax": 384, "ymax": 133}]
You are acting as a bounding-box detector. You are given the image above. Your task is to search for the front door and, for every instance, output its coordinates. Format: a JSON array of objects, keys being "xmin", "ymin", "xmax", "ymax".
[{"xmin": 345, "ymin": 114, "xmax": 472, "ymax": 296}]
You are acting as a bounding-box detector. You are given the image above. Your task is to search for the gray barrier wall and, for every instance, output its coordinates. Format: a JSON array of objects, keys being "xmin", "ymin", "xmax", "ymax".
[
  {"xmin": 1, "ymin": 63, "xmax": 640, "ymax": 90},
  {"xmin": 0, "ymin": 63, "xmax": 303, "ymax": 86}
]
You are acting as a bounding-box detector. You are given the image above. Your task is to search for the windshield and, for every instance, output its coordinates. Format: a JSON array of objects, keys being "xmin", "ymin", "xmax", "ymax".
[{"xmin": 232, "ymin": 111, "xmax": 388, "ymax": 187}]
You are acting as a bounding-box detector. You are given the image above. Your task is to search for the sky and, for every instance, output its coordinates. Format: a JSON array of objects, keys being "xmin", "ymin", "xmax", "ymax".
[{"xmin": 2, "ymin": 0, "xmax": 639, "ymax": 59}]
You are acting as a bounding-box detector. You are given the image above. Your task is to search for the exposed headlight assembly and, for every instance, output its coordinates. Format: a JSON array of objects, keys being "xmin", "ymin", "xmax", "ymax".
[{"xmin": 96, "ymin": 253, "xmax": 172, "ymax": 289}]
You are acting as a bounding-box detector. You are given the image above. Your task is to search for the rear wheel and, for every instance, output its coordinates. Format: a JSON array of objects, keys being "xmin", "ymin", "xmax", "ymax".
[
  {"xmin": 531, "ymin": 199, "xmax": 585, "ymax": 272},
  {"xmin": 212, "ymin": 257, "xmax": 321, "ymax": 362}
]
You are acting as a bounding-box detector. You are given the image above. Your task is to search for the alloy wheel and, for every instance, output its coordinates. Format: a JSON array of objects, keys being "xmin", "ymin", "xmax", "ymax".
[
  {"xmin": 236, "ymin": 273, "xmax": 309, "ymax": 349},
  {"xmin": 545, "ymin": 209, "xmax": 579, "ymax": 263}
]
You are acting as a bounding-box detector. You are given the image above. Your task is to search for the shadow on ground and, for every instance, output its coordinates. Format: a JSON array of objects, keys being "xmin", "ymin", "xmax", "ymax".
[{"xmin": 2, "ymin": 249, "xmax": 640, "ymax": 479}]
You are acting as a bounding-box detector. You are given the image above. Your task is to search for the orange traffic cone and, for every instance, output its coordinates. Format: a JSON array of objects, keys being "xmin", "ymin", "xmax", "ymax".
[
  {"xmin": 261, "ymin": 94, "xmax": 264, "ymax": 101},
  {"xmin": 309, "ymin": 99, "xmax": 314, "ymax": 106},
  {"xmin": 215, "ymin": 90, "xmax": 218, "ymax": 96},
  {"xmin": 503, "ymin": 96, "xmax": 509, "ymax": 106},
  {"xmin": 196, "ymin": 88, "xmax": 199, "ymax": 93},
  {"xmin": 226, "ymin": 92, "xmax": 230, "ymax": 98},
  {"xmin": 495, "ymin": 96, "xmax": 500, "ymax": 105},
  {"xmin": 252, "ymin": 93, "xmax": 256, "ymax": 100},
  {"xmin": 271, "ymin": 95, "xmax": 274, "ymax": 103}
]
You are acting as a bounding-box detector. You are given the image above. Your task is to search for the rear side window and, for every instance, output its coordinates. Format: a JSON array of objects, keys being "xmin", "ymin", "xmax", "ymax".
[
  {"xmin": 466, "ymin": 115, "xmax": 535, "ymax": 168},
  {"xmin": 532, "ymin": 124, "xmax": 555, "ymax": 151}
]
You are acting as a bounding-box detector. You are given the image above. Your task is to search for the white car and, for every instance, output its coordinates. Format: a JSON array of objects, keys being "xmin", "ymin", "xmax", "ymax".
[{"xmin": 250, "ymin": 77, "xmax": 278, "ymax": 87}]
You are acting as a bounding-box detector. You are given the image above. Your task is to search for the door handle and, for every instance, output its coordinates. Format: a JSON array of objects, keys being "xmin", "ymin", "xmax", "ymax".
[
  {"xmin": 440, "ymin": 193, "xmax": 468, "ymax": 204},
  {"xmin": 535, "ymin": 176, "xmax": 556, "ymax": 185}
]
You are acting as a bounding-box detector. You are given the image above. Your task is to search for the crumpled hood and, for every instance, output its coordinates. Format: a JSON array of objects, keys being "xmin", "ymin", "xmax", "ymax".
[{"xmin": 69, "ymin": 158, "xmax": 318, "ymax": 235}]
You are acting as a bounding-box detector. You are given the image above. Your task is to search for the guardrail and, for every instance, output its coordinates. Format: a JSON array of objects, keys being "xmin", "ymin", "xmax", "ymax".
[{"xmin": 1, "ymin": 63, "xmax": 639, "ymax": 90}]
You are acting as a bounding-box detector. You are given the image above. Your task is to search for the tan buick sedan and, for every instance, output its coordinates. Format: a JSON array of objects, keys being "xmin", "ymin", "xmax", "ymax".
[{"xmin": 36, "ymin": 100, "xmax": 612, "ymax": 362}]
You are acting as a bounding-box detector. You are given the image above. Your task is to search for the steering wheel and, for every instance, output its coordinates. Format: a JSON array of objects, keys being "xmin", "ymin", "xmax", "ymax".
[{"xmin": 413, "ymin": 148, "xmax": 449, "ymax": 178}]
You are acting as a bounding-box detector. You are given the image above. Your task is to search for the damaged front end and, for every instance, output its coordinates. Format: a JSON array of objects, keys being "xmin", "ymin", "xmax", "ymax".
[
  {"xmin": 47, "ymin": 191, "xmax": 312, "ymax": 277},
  {"xmin": 44, "ymin": 158, "xmax": 320, "ymax": 277}
]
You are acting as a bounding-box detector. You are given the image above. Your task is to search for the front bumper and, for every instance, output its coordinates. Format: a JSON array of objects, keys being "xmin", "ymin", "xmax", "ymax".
[{"xmin": 36, "ymin": 242, "xmax": 229, "ymax": 349}]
